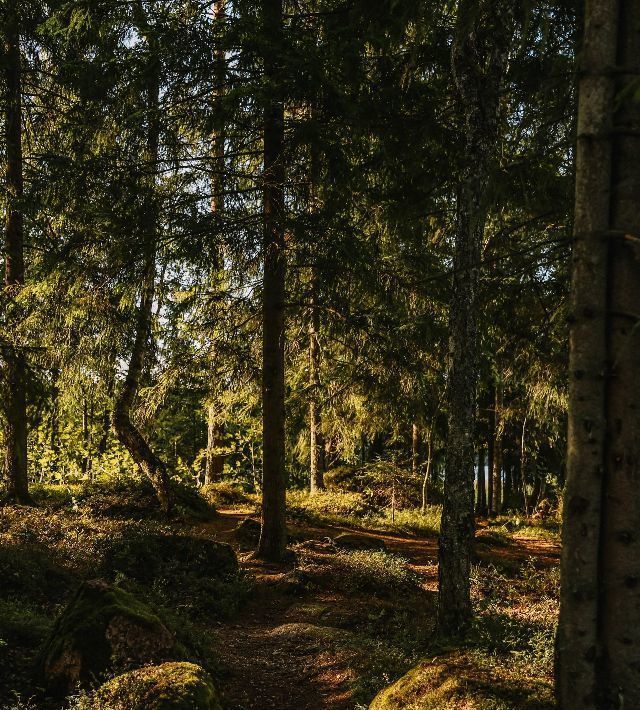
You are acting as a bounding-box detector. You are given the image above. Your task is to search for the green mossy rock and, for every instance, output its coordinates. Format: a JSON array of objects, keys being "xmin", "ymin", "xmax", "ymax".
[
  {"xmin": 333, "ymin": 532, "xmax": 387, "ymax": 551},
  {"xmin": 90, "ymin": 662, "xmax": 222, "ymax": 709},
  {"xmin": 39, "ymin": 580, "xmax": 176, "ymax": 695},
  {"xmin": 369, "ymin": 651, "xmax": 554, "ymax": 710},
  {"xmin": 105, "ymin": 534, "xmax": 238, "ymax": 583}
]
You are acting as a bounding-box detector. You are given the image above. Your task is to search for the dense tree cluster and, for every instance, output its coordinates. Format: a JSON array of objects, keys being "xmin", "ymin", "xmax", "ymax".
[{"xmin": 2, "ymin": 0, "xmax": 639, "ymax": 705}]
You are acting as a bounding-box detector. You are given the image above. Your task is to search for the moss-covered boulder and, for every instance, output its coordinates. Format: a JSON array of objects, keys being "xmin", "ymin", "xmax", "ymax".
[
  {"xmin": 39, "ymin": 580, "xmax": 176, "ymax": 694},
  {"xmin": 369, "ymin": 651, "xmax": 554, "ymax": 709},
  {"xmin": 105, "ymin": 534, "xmax": 238, "ymax": 582},
  {"xmin": 333, "ymin": 532, "xmax": 387, "ymax": 552},
  {"xmin": 89, "ymin": 662, "xmax": 221, "ymax": 709}
]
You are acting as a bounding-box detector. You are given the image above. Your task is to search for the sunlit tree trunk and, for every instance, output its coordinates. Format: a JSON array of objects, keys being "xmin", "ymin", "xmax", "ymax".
[
  {"xmin": 204, "ymin": 0, "xmax": 227, "ymax": 485},
  {"xmin": 487, "ymin": 383, "xmax": 495, "ymax": 517},
  {"xmin": 437, "ymin": 0, "xmax": 512, "ymax": 636},
  {"xmin": 2, "ymin": 2, "xmax": 32, "ymax": 504},
  {"xmin": 557, "ymin": 0, "xmax": 640, "ymax": 706},
  {"xmin": 257, "ymin": 0, "xmax": 287, "ymax": 561},
  {"xmin": 113, "ymin": 27, "xmax": 172, "ymax": 514}
]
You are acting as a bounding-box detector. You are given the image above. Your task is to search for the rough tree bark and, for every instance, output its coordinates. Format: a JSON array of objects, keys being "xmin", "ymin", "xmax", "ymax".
[
  {"xmin": 557, "ymin": 0, "xmax": 640, "ymax": 706},
  {"xmin": 437, "ymin": 0, "xmax": 512, "ymax": 635},
  {"xmin": 113, "ymin": 24, "xmax": 172, "ymax": 514},
  {"xmin": 2, "ymin": 2, "xmax": 32, "ymax": 504},
  {"xmin": 257, "ymin": 0, "xmax": 287, "ymax": 561},
  {"xmin": 204, "ymin": 0, "xmax": 227, "ymax": 487}
]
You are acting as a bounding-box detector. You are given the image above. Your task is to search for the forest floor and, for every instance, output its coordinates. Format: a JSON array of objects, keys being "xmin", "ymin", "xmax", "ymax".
[
  {"xmin": 0, "ymin": 481, "xmax": 560, "ymax": 709},
  {"xmin": 202, "ymin": 508, "xmax": 559, "ymax": 709}
]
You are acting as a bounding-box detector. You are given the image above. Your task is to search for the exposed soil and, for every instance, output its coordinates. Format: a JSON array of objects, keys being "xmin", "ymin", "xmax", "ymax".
[{"xmin": 195, "ymin": 510, "xmax": 560, "ymax": 709}]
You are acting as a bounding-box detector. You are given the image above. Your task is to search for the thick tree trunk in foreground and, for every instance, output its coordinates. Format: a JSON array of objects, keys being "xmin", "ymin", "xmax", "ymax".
[
  {"xmin": 491, "ymin": 381, "xmax": 503, "ymax": 514},
  {"xmin": 557, "ymin": 0, "xmax": 640, "ymax": 706},
  {"xmin": 257, "ymin": 0, "xmax": 287, "ymax": 561},
  {"xmin": 437, "ymin": 0, "xmax": 512, "ymax": 636},
  {"xmin": 2, "ymin": 5, "xmax": 32, "ymax": 504},
  {"xmin": 113, "ymin": 37, "xmax": 172, "ymax": 514}
]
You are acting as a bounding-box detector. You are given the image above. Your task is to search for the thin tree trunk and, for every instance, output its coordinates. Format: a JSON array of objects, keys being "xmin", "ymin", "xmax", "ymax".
[
  {"xmin": 520, "ymin": 417, "xmax": 529, "ymax": 517},
  {"xmin": 421, "ymin": 428, "xmax": 433, "ymax": 513},
  {"xmin": 492, "ymin": 380, "xmax": 503, "ymax": 515},
  {"xmin": 557, "ymin": 0, "xmax": 640, "ymax": 706},
  {"xmin": 412, "ymin": 422, "xmax": 420, "ymax": 478},
  {"xmin": 487, "ymin": 381, "xmax": 495, "ymax": 516},
  {"xmin": 97, "ymin": 361, "xmax": 116, "ymax": 456},
  {"xmin": 437, "ymin": 0, "xmax": 512, "ymax": 636},
  {"xmin": 50, "ymin": 369, "xmax": 60, "ymax": 477},
  {"xmin": 204, "ymin": 0, "xmax": 228, "ymax": 487},
  {"xmin": 81, "ymin": 392, "xmax": 89, "ymax": 475},
  {"xmin": 257, "ymin": 0, "xmax": 287, "ymax": 561},
  {"xmin": 476, "ymin": 446, "xmax": 487, "ymax": 516},
  {"xmin": 113, "ymin": 27, "xmax": 172, "ymax": 515},
  {"xmin": 2, "ymin": 3, "xmax": 32, "ymax": 504},
  {"xmin": 309, "ymin": 268, "xmax": 325, "ymax": 493}
]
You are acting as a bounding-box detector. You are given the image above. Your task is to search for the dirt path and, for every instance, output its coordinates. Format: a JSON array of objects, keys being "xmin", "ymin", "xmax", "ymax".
[{"xmin": 196, "ymin": 510, "xmax": 560, "ymax": 710}]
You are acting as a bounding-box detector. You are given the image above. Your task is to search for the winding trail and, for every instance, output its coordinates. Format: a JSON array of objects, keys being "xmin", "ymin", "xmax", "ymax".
[{"xmin": 194, "ymin": 510, "xmax": 559, "ymax": 710}]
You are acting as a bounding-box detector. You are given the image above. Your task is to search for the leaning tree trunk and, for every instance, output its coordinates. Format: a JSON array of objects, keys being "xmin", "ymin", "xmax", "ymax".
[
  {"xmin": 113, "ymin": 33, "xmax": 172, "ymax": 515},
  {"xmin": 257, "ymin": 0, "xmax": 287, "ymax": 561},
  {"xmin": 2, "ymin": 3, "xmax": 32, "ymax": 505},
  {"xmin": 437, "ymin": 0, "xmax": 512, "ymax": 636},
  {"xmin": 557, "ymin": 0, "xmax": 640, "ymax": 706}
]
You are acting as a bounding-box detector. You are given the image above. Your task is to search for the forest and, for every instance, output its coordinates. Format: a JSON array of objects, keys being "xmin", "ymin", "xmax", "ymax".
[{"xmin": 0, "ymin": 0, "xmax": 638, "ymax": 708}]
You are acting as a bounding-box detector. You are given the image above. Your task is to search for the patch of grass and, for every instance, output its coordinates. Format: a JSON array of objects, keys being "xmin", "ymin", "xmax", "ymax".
[
  {"xmin": 330, "ymin": 550, "xmax": 422, "ymax": 597},
  {"xmin": 201, "ymin": 481, "xmax": 257, "ymax": 508},
  {"xmin": 287, "ymin": 490, "xmax": 440, "ymax": 538},
  {"xmin": 372, "ymin": 507, "xmax": 441, "ymax": 537},
  {"xmin": 287, "ymin": 490, "xmax": 372, "ymax": 524},
  {"xmin": 0, "ymin": 598, "xmax": 53, "ymax": 647}
]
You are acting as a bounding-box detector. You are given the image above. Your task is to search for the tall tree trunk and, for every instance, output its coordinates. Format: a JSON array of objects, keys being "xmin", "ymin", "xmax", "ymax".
[
  {"xmin": 557, "ymin": 1, "xmax": 640, "ymax": 706},
  {"xmin": 437, "ymin": 0, "xmax": 512, "ymax": 636},
  {"xmin": 204, "ymin": 0, "xmax": 228, "ymax": 486},
  {"xmin": 476, "ymin": 446, "xmax": 487, "ymax": 516},
  {"xmin": 50, "ymin": 370, "xmax": 60, "ymax": 477},
  {"xmin": 492, "ymin": 380, "xmax": 503, "ymax": 515},
  {"xmin": 257, "ymin": 0, "xmax": 287, "ymax": 561},
  {"xmin": 487, "ymin": 382, "xmax": 495, "ymax": 516},
  {"xmin": 309, "ymin": 268, "xmax": 325, "ymax": 493},
  {"xmin": 81, "ymin": 392, "xmax": 89, "ymax": 475},
  {"xmin": 2, "ymin": 3, "xmax": 32, "ymax": 505},
  {"xmin": 113, "ymin": 28, "xmax": 172, "ymax": 515}
]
